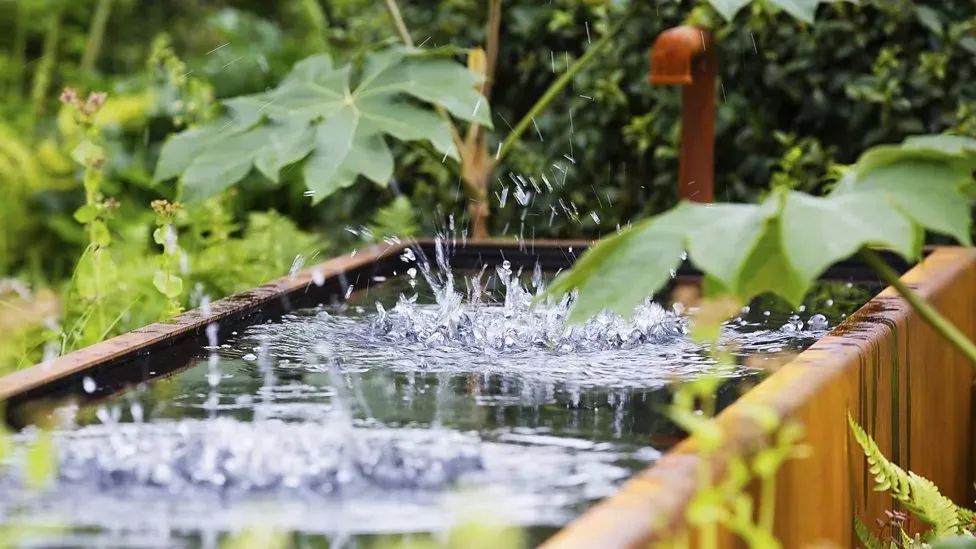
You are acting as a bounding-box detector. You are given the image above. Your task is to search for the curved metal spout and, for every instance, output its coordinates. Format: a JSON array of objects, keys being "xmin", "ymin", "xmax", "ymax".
[{"xmin": 649, "ymin": 26, "xmax": 716, "ymax": 203}]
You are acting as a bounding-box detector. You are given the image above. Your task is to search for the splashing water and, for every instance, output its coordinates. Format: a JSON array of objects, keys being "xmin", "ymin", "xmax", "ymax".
[{"xmin": 0, "ymin": 236, "xmax": 870, "ymax": 545}]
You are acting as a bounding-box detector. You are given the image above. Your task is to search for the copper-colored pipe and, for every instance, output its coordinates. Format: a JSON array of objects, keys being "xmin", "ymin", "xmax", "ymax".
[{"xmin": 649, "ymin": 26, "xmax": 716, "ymax": 203}]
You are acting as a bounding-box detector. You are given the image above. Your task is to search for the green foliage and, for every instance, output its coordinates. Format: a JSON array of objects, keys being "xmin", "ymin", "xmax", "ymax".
[
  {"xmin": 666, "ymin": 372, "xmax": 809, "ymax": 548},
  {"xmin": 154, "ymin": 46, "xmax": 491, "ymax": 203},
  {"xmin": 849, "ymin": 415, "xmax": 975, "ymax": 540},
  {"xmin": 707, "ymin": 0, "xmax": 849, "ymax": 23},
  {"xmin": 368, "ymin": 196, "xmax": 420, "ymax": 240},
  {"xmin": 855, "ymin": 515, "xmax": 889, "ymax": 549},
  {"xmin": 545, "ymin": 134, "xmax": 976, "ymax": 321}
]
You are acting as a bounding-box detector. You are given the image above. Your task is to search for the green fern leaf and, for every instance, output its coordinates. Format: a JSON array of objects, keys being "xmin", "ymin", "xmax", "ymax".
[{"xmin": 849, "ymin": 414, "xmax": 966, "ymax": 538}]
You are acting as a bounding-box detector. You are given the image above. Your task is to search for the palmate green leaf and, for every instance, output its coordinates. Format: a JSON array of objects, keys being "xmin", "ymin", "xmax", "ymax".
[
  {"xmin": 155, "ymin": 46, "xmax": 490, "ymax": 202},
  {"xmin": 546, "ymin": 134, "xmax": 976, "ymax": 320}
]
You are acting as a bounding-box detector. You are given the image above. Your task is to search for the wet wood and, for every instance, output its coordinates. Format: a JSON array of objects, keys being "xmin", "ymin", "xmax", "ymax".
[{"xmin": 544, "ymin": 247, "xmax": 976, "ymax": 548}]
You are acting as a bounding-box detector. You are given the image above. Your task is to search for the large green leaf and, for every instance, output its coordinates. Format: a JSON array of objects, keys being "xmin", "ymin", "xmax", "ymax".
[
  {"xmin": 546, "ymin": 134, "xmax": 976, "ymax": 318},
  {"xmin": 780, "ymin": 190, "xmax": 918, "ymax": 283},
  {"xmin": 708, "ymin": 0, "xmax": 752, "ymax": 21},
  {"xmin": 155, "ymin": 46, "xmax": 490, "ymax": 202},
  {"xmin": 766, "ymin": 0, "xmax": 821, "ymax": 23},
  {"xmin": 833, "ymin": 147, "xmax": 974, "ymax": 246},
  {"xmin": 708, "ymin": 0, "xmax": 845, "ymax": 23}
]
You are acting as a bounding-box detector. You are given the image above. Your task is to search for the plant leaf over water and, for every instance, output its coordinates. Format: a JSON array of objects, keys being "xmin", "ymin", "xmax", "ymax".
[{"xmin": 545, "ymin": 134, "xmax": 976, "ymax": 317}]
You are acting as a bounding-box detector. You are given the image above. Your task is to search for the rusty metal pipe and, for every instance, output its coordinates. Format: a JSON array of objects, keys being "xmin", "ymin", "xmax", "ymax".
[{"xmin": 650, "ymin": 26, "xmax": 716, "ymax": 203}]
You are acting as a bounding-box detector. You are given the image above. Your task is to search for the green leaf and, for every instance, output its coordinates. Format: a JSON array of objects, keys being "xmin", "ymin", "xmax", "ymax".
[
  {"xmin": 547, "ymin": 208, "xmax": 688, "ymax": 322},
  {"xmin": 303, "ymin": 108, "xmax": 358, "ymax": 202},
  {"xmin": 254, "ymin": 120, "xmax": 317, "ymax": 183},
  {"xmin": 902, "ymin": 134, "xmax": 976, "ymax": 163},
  {"xmin": 91, "ymin": 220, "xmax": 111, "ymax": 247},
  {"xmin": 70, "ymin": 140, "xmax": 104, "ymax": 167},
  {"xmin": 545, "ymin": 134, "xmax": 975, "ymax": 325},
  {"xmin": 153, "ymin": 271, "xmax": 184, "ymax": 298},
  {"xmin": 780, "ymin": 190, "xmax": 918, "ymax": 283},
  {"xmin": 685, "ymin": 201, "xmax": 775, "ymax": 291},
  {"xmin": 72, "ymin": 204, "xmax": 98, "ymax": 224},
  {"xmin": 181, "ymin": 126, "xmax": 273, "ymax": 201},
  {"xmin": 708, "ymin": 0, "xmax": 752, "ymax": 21},
  {"xmin": 767, "ymin": 0, "xmax": 820, "ymax": 23},
  {"xmin": 836, "ymin": 153, "xmax": 973, "ymax": 246},
  {"xmin": 734, "ymin": 217, "xmax": 808, "ymax": 306},
  {"xmin": 914, "ymin": 5, "xmax": 944, "ymax": 37},
  {"xmin": 158, "ymin": 46, "xmax": 489, "ymax": 201}
]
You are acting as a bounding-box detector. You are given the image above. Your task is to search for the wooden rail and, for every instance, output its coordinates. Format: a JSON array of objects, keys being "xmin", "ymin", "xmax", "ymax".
[{"xmin": 544, "ymin": 247, "xmax": 976, "ymax": 547}]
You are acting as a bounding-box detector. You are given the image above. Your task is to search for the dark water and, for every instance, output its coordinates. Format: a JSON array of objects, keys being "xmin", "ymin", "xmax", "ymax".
[{"xmin": 0, "ymin": 269, "xmax": 876, "ymax": 548}]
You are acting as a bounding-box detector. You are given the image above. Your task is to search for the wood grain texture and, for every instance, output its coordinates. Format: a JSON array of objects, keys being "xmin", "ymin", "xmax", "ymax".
[{"xmin": 544, "ymin": 247, "xmax": 976, "ymax": 548}]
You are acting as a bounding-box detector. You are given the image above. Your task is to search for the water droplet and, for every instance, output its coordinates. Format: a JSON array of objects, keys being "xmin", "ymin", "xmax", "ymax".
[
  {"xmin": 206, "ymin": 323, "xmax": 219, "ymax": 347},
  {"xmin": 82, "ymin": 376, "xmax": 97, "ymax": 394},
  {"xmin": 808, "ymin": 314, "xmax": 828, "ymax": 330}
]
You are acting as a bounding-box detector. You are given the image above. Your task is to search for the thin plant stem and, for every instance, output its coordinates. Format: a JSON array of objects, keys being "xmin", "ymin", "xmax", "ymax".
[
  {"xmin": 759, "ymin": 474, "xmax": 776, "ymax": 533},
  {"xmin": 384, "ymin": 0, "xmax": 414, "ymax": 47},
  {"xmin": 9, "ymin": 0, "xmax": 29, "ymax": 97},
  {"xmin": 299, "ymin": 0, "xmax": 328, "ymax": 51},
  {"xmin": 497, "ymin": 14, "xmax": 625, "ymax": 162},
  {"xmin": 81, "ymin": 0, "xmax": 113, "ymax": 73},
  {"xmin": 382, "ymin": 0, "xmax": 463, "ymax": 152},
  {"xmin": 859, "ymin": 247, "xmax": 976, "ymax": 367},
  {"xmin": 30, "ymin": 8, "xmax": 63, "ymax": 127}
]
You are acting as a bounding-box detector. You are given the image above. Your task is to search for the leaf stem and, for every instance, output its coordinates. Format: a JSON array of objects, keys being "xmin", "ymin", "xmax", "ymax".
[
  {"xmin": 80, "ymin": 0, "xmax": 113, "ymax": 73},
  {"xmin": 858, "ymin": 248, "xmax": 976, "ymax": 367},
  {"xmin": 759, "ymin": 474, "xmax": 776, "ymax": 533},
  {"xmin": 383, "ymin": 0, "xmax": 414, "ymax": 47},
  {"xmin": 29, "ymin": 7, "xmax": 62, "ymax": 128},
  {"xmin": 497, "ymin": 14, "xmax": 625, "ymax": 162}
]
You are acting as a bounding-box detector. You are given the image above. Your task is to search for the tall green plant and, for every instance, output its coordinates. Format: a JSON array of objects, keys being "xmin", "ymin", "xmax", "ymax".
[{"xmin": 58, "ymin": 87, "xmax": 118, "ymax": 351}]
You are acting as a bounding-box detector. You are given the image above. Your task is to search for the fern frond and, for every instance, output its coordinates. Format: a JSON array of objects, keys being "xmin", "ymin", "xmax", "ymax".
[
  {"xmin": 848, "ymin": 414, "xmax": 965, "ymax": 538},
  {"xmin": 957, "ymin": 505, "xmax": 976, "ymax": 529},
  {"xmin": 909, "ymin": 472, "xmax": 964, "ymax": 538},
  {"xmin": 854, "ymin": 515, "xmax": 886, "ymax": 549},
  {"xmin": 848, "ymin": 415, "xmax": 912, "ymax": 498}
]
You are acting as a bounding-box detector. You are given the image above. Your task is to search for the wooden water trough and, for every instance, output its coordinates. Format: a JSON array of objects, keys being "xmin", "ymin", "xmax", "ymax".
[{"xmin": 0, "ymin": 240, "xmax": 972, "ymax": 547}]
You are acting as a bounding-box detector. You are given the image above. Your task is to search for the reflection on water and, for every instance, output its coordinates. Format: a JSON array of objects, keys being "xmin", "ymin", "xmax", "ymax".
[{"xmin": 0, "ymin": 250, "xmax": 876, "ymax": 548}]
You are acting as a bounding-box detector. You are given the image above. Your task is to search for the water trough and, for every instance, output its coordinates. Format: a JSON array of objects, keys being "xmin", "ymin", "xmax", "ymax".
[{"xmin": 1, "ymin": 238, "xmax": 963, "ymax": 547}]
